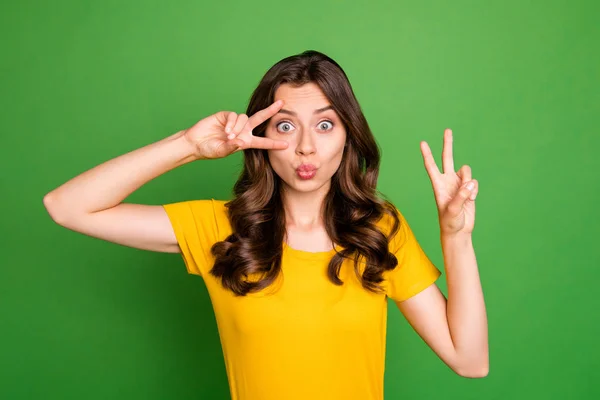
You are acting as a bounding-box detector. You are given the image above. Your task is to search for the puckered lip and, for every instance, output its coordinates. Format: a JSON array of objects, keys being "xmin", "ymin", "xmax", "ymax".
[{"xmin": 295, "ymin": 163, "xmax": 317, "ymax": 172}]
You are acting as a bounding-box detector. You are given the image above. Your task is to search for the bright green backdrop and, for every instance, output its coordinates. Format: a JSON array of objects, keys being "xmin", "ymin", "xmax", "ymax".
[{"xmin": 2, "ymin": 0, "xmax": 598, "ymax": 399}]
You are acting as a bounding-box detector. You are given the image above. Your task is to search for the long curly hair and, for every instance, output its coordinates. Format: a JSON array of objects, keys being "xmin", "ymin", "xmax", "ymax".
[{"xmin": 209, "ymin": 50, "xmax": 401, "ymax": 296}]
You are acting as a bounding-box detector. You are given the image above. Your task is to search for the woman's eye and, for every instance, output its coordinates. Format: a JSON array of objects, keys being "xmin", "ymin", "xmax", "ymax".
[
  {"xmin": 319, "ymin": 121, "xmax": 334, "ymax": 131},
  {"xmin": 276, "ymin": 122, "xmax": 294, "ymax": 133},
  {"xmin": 275, "ymin": 120, "xmax": 334, "ymax": 133}
]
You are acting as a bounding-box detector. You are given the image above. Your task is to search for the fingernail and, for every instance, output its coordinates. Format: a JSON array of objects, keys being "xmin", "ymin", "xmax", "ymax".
[
  {"xmin": 466, "ymin": 182, "xmax": 475, "ymax": 191},
  {"xmin": 225, "ymin": 127, "xmax": 231, "ymax": 133}
]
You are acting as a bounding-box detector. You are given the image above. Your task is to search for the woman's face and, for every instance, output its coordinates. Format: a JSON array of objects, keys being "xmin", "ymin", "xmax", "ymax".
[{"xmin": 265, "ymin": 82, "xmax": 347, "ymax": 194}]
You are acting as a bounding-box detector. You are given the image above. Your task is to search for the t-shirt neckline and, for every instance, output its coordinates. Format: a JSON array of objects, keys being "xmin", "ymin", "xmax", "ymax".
[{"xmin": 282, "ymin": 241, "xmax": 341, "ymax": 261}]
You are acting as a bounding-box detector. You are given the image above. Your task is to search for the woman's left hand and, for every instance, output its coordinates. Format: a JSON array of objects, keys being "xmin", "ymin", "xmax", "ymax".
[{"xmin": 420, "ymin": 128, "xmax": 478, "ymax": 236}]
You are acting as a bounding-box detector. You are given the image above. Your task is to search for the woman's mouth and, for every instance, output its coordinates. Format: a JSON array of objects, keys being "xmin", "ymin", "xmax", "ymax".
[{"xmin": 296, "ymin": 164, "xmax": 317, "ymax": 180}]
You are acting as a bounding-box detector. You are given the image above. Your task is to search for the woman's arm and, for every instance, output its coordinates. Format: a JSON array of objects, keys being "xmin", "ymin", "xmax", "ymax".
[
  {"xmin": 43, "ymin": 100, "xmax": 288, "ymax": 253},
  {"xmin": 442, "ymin": 233, "xmax": 488, "ymax": 375},
  {"xmin": 396, "ymin": 233, "xmax": 488, "ymax": 378},
  {"xmin": 395, "ymin": 128, "xmax": 488, "ymax": 377},
  {"xmin": 43, "ymin": 130, "xmax": 197, "ymax": 253}
]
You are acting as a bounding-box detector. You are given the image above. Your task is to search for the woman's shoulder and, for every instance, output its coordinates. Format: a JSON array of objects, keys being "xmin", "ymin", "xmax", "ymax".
[{"xmin": 162, "ymin": 198, "xmax": 230, "ymax": 224}]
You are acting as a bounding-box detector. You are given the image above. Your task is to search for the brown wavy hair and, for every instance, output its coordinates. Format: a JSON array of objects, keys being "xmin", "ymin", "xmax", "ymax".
[{"xmin": 209, "ymin": 50, "xmax": 401, "ymax": 296}]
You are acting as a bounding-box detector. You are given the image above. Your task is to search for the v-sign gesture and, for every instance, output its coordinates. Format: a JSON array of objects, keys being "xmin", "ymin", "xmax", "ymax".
[
  {"xmin": 184, "ymin": 100, "xmax": 289, "ymax": 160},
  {"xmin": 420, "ymin": 129, "xmax": 479, "ymax": 236}
]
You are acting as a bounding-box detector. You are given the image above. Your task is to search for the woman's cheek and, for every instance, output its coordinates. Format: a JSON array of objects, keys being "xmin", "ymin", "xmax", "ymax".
[{"xmin": 267, "ymin": 151, "xmax": 289, "ymax": 179}]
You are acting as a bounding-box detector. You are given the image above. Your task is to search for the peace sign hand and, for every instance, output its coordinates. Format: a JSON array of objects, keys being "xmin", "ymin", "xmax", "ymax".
[
  {"xmin": 183, "ymin": 100, "xmax": 289, "ymax": 160},
  {"xmin": 420, "ymin": 129, "xmax": 479, "ymax": 236}
]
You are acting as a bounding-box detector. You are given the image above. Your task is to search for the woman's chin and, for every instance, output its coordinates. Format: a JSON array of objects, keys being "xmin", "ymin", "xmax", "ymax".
[{"xmin": 281, "ymin": 176, "xmax": 331, "ymax": 193}]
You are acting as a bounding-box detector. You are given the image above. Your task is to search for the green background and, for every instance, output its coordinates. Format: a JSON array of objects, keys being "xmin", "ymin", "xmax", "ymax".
[{"xmin": 2, "ymin": 0, "xmax": 598, "ymax": 398}]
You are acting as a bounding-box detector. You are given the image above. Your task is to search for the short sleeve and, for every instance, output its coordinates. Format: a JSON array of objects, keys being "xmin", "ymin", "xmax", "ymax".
[
  {"xmin": 383, "ymin": 208, "xmax": 442, "ymax": 302},
  {"xmin": 162, "ymin": 199, "xmax": 222, "ymax": 276}
]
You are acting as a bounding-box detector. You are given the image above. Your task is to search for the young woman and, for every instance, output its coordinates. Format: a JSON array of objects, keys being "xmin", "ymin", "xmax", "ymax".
[{"xmin": 43, "ymin": 50, "xmax": 488, "ymax": 400}]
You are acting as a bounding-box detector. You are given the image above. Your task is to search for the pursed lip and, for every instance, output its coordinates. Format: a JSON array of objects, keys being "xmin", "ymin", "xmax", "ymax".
[{"xmin": 295, "ymin": 163, "xmax": 317, "ymax": 172}]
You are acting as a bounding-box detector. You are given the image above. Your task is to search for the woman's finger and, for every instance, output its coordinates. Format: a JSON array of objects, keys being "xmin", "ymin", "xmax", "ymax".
[
  {"xmin": 226, "ymin": 138, "xmax": 245, "ymax": 154},
  {"xmin": 246, "ymin": 100, "xmax": 284, "ymax": 132},
  {"xmin": 224, "ymin": 112, "xmax": 238, "ymax": 134},
  {"xmin": 249, "ymin": 135, "xmax": 288, "ymax": 150},
  {"xmin": 442, "ymin": 128, "xmax": 455, "ymax": 174},
  {"xmin": 469, "ymin": 179, "xmax": 478, "ymax": 200},
  {"xmin": 229, "ymin": 114, "xmax": 248, "ymax": 139},
  {"xmin": 420, "ymin": 141, "xmax": 441, "ymax": 180},
  {"xmin": 458, "ymin": 165, "xmax": 472, "ymax": 185}
]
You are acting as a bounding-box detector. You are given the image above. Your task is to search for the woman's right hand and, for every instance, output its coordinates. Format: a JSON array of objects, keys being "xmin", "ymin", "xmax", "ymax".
[{"xmin": 183, "ymin": 100, "xmax": 289, "ymax": 160}]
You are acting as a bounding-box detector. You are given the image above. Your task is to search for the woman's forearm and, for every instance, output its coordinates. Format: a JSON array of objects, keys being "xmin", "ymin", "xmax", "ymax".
[
  {"xmin": 442, "ymin": 233, "xmax": 489, "ymax": 376},
  {"xmin": 44, "ymin": 130, "xmax": 197, "ymax": 217}
]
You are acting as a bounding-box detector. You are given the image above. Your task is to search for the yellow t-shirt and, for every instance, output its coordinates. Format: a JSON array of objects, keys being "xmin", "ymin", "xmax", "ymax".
[{"xmin": 162, "ymin": 199, "xmax": 441, "ymax": 400}]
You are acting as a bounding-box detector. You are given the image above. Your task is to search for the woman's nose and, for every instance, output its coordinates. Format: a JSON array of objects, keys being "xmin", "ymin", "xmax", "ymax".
[{"xmin": 295, "ymin": 131, "xmax": 316, "ymax": 156}]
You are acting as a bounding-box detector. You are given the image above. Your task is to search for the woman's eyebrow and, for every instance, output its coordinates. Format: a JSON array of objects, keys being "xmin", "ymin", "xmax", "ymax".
[{"xmin": 277, "ymin": 105, "xmax": 333, "ymax": 116}]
